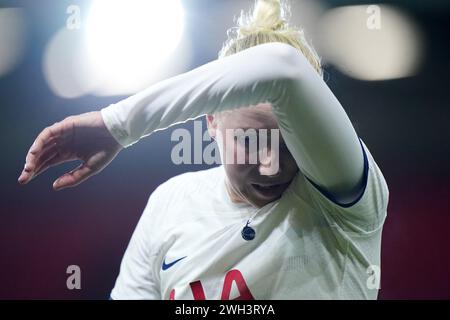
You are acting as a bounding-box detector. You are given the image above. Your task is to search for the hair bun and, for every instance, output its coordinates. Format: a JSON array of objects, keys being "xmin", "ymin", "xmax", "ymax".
[
  {"xmin": 238, "ymin": 0, "xmax": 287, "ymax": 36},
  {"xmin": 219, "ymin": 0, "xmax": 323, "ymax": 77}
]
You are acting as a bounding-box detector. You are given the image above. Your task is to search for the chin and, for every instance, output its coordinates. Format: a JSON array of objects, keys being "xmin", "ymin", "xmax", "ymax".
[{"xmin": 251, "ymin": 194, "xmax": 282, "ymax": 208}]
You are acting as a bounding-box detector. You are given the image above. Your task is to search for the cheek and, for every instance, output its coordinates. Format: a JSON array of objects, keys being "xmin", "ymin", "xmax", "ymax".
[
  {"xmin": 224, "ymin": 157, "xmax": 253, "ymax": 189},
  {"xmin": 281, "ymin": 151, "xmax": 299, "ymax": 174},
  {"xmin": 224, "ymin": 165, "xmax": 250, "ymax": 197},
  {"xmin": 221, "ymin": 139, "xmax": 249, "ymax": 165},
  {"xmin": 225, "ymin": 163, "xmax": 251, "ymax": 180}
]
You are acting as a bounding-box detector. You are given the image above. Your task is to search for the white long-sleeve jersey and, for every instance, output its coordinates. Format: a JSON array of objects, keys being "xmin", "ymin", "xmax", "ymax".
[{"xmin": 102, "ymin": 42, "xmax": 389, "ymax": 299}]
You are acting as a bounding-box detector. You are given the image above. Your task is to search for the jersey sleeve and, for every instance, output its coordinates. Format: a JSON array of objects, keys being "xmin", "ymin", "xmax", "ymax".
[
  {"xmin": 100, "ymin": 42, "xmax": 295, "ymax": 147},
  {"xmin": 301, "ymin": 139, "xmax": 389, "ymax": 233},
  {"xmin": 110, "ymin": 188, "xmax": 163, "ymax": 300},
  {"xmin": 101, "ymin": 41, "xmax": 369, "ymax": 220}
]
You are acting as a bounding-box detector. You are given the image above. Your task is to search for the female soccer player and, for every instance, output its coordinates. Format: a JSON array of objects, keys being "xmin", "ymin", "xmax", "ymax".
[{"xmin": 18, "ymin": 0, "xmax": 389, "ymax": 299}]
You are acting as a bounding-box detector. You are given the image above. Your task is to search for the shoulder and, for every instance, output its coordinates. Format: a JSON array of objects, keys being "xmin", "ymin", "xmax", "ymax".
[
  {"xmin": 291, "ymin": 139, "xmax": 389, "ymax": 234},
  {"xmin": 145, "ymin": 165, "xmax": 223, "ymax": 210},
  {"xmin": 139, "ymin": 166, "xmax": 223, "ymax": 236},
  {"xmin": 159, "ymin": 165, "xmax": 221, "ymax": 194}
]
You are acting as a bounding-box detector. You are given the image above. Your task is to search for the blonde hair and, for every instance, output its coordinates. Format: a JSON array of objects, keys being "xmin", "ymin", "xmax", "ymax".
[
  {"xmin": 219, "ymin": 0, "xmax": 322, "ymax": 76},
  {"xmin": 212, "ymin": 0, "xmax": 322, "ymax": 124}
]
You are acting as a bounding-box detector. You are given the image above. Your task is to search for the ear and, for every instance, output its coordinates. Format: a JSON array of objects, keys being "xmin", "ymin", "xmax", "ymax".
[{"xmin": 206, "ymin": 114, "xmax": 218, "ymax": 140}]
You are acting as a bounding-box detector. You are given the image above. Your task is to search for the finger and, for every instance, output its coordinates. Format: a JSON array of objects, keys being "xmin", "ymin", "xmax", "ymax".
[
  {"xmin": 19, "ymin": 120, "xmax": 70, "ymax": 184},
  {"xmin": 53, "ymin": 163, "xmax": 95, "ymax": 191},
  {"xmin": 29, "ymin": 140, "xmax": 58, "ymax": 170},
  {"xmin": 31, "ymin": 142, "xmax": 60, "ymax": 176},
  {"xmin": 33, "ymin": 152, "xmax": 77, "ymax": 181},
  {"xmin": 19, "ymin": 140, "xmax": 58, "ymax": 184},
  {"xmin": 27, "ymin": 136, "xmax": 58, "ymax": 161},
  {"xmin": 18, "ymin": 161, "xmax": 37, "ymax": 184},
  {"xmin": 30, "ymin": 126, "xmax": 57, "ymax": 156},
  {"xmin": 32, "ymin": 120, "xmax": 66, "ymax": 153},
  {"xmin": 19, "ymin": 126, "xmax": 58, "ymax": 183}
]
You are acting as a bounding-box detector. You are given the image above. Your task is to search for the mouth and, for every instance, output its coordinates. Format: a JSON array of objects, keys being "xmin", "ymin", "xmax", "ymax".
[{"xmin": 251, "ymin": 181, "xmax": 291, "ymax": 198}]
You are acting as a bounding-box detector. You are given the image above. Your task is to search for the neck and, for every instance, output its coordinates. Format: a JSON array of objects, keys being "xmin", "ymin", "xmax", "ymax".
[{"xmin": 224, "ymin": 179, "xmax": 244, "ymax": 203}]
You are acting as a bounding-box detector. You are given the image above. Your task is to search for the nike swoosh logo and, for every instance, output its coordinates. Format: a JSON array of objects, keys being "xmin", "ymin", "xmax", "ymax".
[{"xmin": 162, "ymin": 256, "xmax": 187, "ymax": 271}]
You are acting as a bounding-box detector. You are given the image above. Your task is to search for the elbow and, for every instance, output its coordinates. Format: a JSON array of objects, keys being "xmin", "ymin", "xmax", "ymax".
[{"xmin": 266, "ymin": 42, "xmax": 308, "ymax": 82}]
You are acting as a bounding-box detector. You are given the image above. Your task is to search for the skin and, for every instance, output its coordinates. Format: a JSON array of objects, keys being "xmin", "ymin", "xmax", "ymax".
[
  {"xmin": 17, "ymin": 111, "xmax": 122, "ymax": 190},
  {"xmin": 18, "ymin": 104, "xmax": 299, "ymax": 209},
  {"xmin": 207, "ymin": 103, "xmax": 299, "ymax": 208}
]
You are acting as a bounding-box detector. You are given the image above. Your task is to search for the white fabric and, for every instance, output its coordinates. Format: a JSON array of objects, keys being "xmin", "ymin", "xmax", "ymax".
[
  {"xmin": 101, "ymin": 42, "xmax": 389, "ymax": 299},
  {"xmin": 101, "ymin": 42, "xmax": 365, "ymax": 198},
  {"xmin": 110, "ymin": 141, "xmax": 388, "ymax": 299}
]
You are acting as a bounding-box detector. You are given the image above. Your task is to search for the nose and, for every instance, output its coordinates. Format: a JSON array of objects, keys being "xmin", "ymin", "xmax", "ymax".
[{"xmin": 258, "ymin": 147, "xmax": 280, "ymax": 176}]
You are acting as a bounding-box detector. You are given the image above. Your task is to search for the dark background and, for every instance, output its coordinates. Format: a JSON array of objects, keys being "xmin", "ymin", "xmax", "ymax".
[{"xmin": 1, "ymin": 0, "xmax": 449, "ymax": 299}]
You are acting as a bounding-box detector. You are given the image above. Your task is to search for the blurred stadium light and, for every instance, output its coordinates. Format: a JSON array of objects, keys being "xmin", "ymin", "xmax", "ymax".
[
  {"xmin": 43, "ymin": 0, "xmax": 190, "ymax": 98},
  {"xmin": 317, "ymin": 4, "xmax": 423, "ymax": 80},
  {"xmin": 40, "ymin": 0, "xmax": 437, "ymax": 96},
  {"xmin": 43, "ymin": 27, "xmax": 97, "ymax": 99},
  {"xmin": 325, "ymin": 0, "xmax": 450, "ymax": 11},
  {"xmin": 85, "ymin": 0, "xmax": 186, "ymax": 96},
  {"xmin": 288, "ymin": 0, "xmax": 328, "ymax": 40},
  {"xmin": 0, "ymin": 8, "xmax": 26, "ymax": 78}
]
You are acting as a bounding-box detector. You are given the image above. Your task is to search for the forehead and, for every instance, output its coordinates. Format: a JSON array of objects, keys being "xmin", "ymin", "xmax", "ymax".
[{"xmin": 220, "ymin": 103, "xmax": 278, "ymax": 130}]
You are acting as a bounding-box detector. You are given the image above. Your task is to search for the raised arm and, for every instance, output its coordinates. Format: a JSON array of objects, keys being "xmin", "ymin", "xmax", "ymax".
[
  {"xmin": 101, "ymin": 42, "xmax": 364, "ymax": 202},
  {"xmin": 19, "ymin": 41, "xmax": 364, "ymax": 201},
  {"xmin": 100, "ymin": 42, "xmax": 297, "ymax": 146}
]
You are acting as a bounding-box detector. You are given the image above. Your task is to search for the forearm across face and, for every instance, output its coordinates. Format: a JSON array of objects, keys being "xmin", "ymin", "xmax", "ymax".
[{"xmin": 100, "ymin": 42, "xmax": 296, "ymax": 148}]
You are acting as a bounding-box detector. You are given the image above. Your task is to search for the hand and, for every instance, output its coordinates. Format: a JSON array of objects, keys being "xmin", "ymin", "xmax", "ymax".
[{"xmin": 18, "ymin": 111, "xmax": 123, "ymax": 191}]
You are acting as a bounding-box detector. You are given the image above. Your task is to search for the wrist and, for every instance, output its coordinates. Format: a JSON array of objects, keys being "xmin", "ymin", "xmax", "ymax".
[{"xmin": 99, "ymin": 107, "xmax": 130, "ymax": 148}]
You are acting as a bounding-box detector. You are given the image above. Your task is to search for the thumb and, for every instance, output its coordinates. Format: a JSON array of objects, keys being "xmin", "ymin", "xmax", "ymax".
[{"xmin": 53, "ymin": 163, "xmax": 95, "ymax": 191}]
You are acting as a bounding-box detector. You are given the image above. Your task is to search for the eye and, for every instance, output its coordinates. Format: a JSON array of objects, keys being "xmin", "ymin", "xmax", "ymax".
[
  {"xmin": 234, "ymin": 135, "xmax": 249, "ymax": 144},
  {"xmin": 240, "ymin": 137, "xmax": 250, "ymax": 150},
  {"xmin": 234, "ymin": 136, "xmax": 256, "ymax": 153}
]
